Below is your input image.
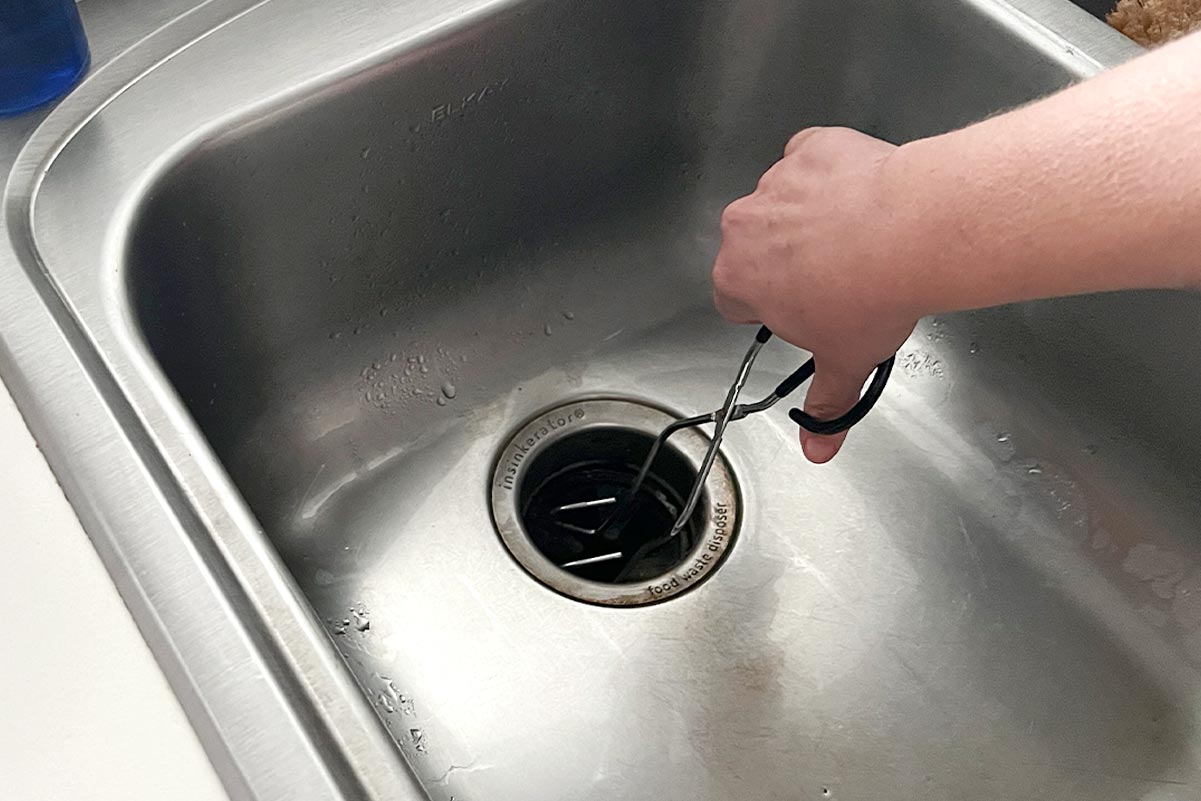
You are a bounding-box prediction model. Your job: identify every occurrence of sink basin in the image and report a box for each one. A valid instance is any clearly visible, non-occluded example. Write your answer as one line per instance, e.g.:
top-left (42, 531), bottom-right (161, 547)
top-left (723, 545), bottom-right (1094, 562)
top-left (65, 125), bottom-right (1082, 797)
top-left (6, 0), bottom-right (1197, 799)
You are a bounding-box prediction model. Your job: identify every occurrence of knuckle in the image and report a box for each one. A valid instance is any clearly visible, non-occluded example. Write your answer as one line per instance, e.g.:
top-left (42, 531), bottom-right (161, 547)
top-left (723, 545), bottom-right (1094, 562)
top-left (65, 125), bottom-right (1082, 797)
top-left (785, 127), bottom-right (822, 154)
top-left (711, 253), bottom-right (735, 294)
top-left (712, 291), bottom-right (737, 322)
top-left (719, 201), bottom-right (745, 233)
top-left (711, 258), bottom-right (751, 323)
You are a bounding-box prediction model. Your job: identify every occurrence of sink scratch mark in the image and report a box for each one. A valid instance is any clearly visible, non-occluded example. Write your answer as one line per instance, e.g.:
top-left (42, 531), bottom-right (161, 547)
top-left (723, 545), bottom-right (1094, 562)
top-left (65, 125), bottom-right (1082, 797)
top-left (601, 328), bottom-right (625, 343)
top-left (765, 436), bottom-right (786, 466)
top-left (788, 551), bottom-right (847, 605)
top-left (589, 621), bottom-right (631, 664)
top-left (881, 642), bottom-right (956, 724)
top-left (958, 515), bottom-right (987, 589)
top-left (1018, 761), bottom-right (1190, 786)
top-left (786, 541), bottom-right (956, 721)
top-left (783, 609), bottom-right (857, 628)
top-left (297, 463), bottom-right (327, 519)
top-left (456, 577), bottom-right (523, 654)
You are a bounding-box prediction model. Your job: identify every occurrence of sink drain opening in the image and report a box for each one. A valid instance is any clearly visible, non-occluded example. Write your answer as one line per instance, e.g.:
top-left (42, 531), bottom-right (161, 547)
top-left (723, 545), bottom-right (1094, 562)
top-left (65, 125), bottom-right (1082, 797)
top-left (491, 399), bottom-right (740, 606)
top-left (519, 427), bottom-right (705, 584)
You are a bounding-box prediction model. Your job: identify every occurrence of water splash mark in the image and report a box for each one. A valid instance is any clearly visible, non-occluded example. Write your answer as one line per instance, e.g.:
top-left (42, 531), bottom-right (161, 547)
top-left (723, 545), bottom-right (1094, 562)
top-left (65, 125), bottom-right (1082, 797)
top-left (1123, 543), bottom-right (1187, 601)
top-left (896, 348), bottom-right (945, 380)
top-left (352, 608), bottom-right (370, 632)
top-left (376, 675), bottom-right (415, 716)
top-left (980, 428), bottom-right (1016, 462)
top-left (427, 761), bottom-right (491, 786)
top-left (359, 346), bottom-right (461, 412)
top-left (330, 605), bottom-right (370, 637)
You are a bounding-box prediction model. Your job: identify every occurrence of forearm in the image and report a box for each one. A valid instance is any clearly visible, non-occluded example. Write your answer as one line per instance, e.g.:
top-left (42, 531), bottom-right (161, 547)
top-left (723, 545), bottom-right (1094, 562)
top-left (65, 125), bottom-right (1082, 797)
top-left (888, 31), bottom-right (1201, 317)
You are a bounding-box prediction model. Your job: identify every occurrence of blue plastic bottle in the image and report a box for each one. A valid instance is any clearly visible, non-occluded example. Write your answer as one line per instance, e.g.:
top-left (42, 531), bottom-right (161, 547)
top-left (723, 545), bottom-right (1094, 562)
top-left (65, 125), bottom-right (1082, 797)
top-left (1, 0), bottom-right (90, 116)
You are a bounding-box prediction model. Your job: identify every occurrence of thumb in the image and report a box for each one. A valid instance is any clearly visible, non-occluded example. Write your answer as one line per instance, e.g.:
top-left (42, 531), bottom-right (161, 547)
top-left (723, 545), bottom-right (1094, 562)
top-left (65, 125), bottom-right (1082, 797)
top-left (798, 362), bottom-right (873, 464)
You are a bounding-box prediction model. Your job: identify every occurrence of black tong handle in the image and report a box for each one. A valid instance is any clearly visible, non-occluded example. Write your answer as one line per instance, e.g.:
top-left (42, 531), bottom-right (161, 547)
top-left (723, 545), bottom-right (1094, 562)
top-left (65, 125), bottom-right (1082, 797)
top-left (755, 326), bottom-right (894, 436)
top-left (788, 357), bottom-right (893, 435)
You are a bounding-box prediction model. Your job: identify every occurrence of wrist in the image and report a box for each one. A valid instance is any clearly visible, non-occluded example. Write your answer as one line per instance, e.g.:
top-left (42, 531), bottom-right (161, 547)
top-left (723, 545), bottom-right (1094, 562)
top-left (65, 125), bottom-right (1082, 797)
top-left (874, 137), bottom-right (964, 320)
top-left (880, 128), bottom-right (1066, 316)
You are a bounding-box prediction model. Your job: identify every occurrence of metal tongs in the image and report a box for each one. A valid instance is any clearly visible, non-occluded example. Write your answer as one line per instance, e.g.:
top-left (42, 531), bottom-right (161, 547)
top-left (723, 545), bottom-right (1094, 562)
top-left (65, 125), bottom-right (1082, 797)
top-left (563, 326), bottom-right (894, 573)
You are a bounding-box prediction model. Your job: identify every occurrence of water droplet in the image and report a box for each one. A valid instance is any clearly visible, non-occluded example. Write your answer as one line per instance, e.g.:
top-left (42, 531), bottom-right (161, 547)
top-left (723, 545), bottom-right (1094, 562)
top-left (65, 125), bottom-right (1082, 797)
top-left (1083, 443), bottom-right (1098, 455)
top-left (544, 323), bottom-right (553, 336)
top-left (354, 614), bottom-right (370, 632)
top-left (378, 693), bottom-right (395, 713)
top-left (409, 728), bottom-right (426, 752)
top-left (1027, 464), bottom-right (1043, 475)
top-left (969, 341), bottom-right (979, 354)
top-left (561, 310), bottom-right (575, 320)
top-left (441, 382), bottom-right (457, 399)
top-left (436, 397), bottom-right (447, 406)
top-left (418, 354), bottom-right (426, 363)
top-left (361, 147), bottom-right (371, 159)
top-left (379, 308), bottom-right (388, 317)
top-left (421, 365), bottom-right (430, 374)
top-left (328, 331), bottom-right (342, 340)
top-left (996, 433), bottom-right (1010, 443)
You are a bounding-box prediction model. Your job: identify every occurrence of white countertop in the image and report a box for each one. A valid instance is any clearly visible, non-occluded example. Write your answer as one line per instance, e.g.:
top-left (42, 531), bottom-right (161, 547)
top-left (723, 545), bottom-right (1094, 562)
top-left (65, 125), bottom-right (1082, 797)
top-left (0, 377), bottom-right (227, 801)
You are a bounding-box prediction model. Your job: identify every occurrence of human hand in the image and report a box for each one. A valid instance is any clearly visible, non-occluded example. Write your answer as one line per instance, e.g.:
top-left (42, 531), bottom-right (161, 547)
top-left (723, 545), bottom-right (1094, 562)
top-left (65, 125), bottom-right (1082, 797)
top-left (712, 127), bottom-right (921, 463)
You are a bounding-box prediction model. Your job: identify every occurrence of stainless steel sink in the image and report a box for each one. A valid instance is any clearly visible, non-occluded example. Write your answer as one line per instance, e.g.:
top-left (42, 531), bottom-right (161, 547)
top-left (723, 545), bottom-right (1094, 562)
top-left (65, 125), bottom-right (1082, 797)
top-left (4, 0), bottom-right (1199, 799)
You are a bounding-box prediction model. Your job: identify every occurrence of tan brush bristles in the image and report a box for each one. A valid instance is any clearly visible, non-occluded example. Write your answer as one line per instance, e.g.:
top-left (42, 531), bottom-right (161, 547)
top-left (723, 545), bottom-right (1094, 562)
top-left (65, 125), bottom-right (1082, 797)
top-left (1109, 0), bottom-right (1201, 46)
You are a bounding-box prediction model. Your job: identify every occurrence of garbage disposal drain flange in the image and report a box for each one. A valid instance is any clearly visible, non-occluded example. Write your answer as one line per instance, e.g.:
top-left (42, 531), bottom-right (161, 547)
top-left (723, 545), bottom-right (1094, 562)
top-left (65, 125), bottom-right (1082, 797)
top-left (490, 399), bottom-right (740, 606)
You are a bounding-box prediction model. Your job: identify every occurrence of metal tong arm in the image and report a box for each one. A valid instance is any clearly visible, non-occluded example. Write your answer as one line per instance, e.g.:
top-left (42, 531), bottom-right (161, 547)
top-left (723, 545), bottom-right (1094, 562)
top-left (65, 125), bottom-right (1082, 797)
top-left (573, 328), bottom-right (895, 566)
top-left (665, 326), bottom-right (771, 537)
top-left (667, 329), bottom-right (893, 535)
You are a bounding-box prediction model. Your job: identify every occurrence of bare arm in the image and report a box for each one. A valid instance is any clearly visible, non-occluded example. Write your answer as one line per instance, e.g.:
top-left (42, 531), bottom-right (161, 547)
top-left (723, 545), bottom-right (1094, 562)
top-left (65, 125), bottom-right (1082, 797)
top-left (713, 31), bottom-right (1201, 463)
